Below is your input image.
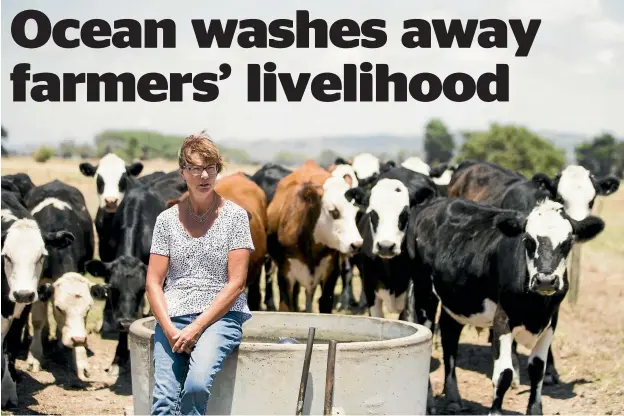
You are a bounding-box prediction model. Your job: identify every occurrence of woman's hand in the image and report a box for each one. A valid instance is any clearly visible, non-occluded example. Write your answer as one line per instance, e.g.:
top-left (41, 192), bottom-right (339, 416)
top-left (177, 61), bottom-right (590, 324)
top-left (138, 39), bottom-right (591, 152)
top-left (172, 322), bottom-right (203, 354)
top-left (163, 324), bottom-right (181, 350)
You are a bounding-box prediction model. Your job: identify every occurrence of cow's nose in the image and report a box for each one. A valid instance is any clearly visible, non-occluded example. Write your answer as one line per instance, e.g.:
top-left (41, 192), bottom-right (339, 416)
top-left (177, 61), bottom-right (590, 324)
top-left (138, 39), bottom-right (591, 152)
top-left (71, 336), bottom-right (87, 345)
top-left (351, 240), bottom-right (363, 251)
top-left (14, 290), bottom-right (35, 303)
top-left (376, 241), bottom-right (396, 252)
top-left (118, 320), bottom-right (133, 331)
top-left (104, 197), bottom-right (118, 207)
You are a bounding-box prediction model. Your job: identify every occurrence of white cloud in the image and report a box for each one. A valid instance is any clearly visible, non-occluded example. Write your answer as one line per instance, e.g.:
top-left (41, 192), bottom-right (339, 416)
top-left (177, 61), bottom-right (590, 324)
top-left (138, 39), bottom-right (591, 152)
top-left (584, 18), bottom-right (624, 42)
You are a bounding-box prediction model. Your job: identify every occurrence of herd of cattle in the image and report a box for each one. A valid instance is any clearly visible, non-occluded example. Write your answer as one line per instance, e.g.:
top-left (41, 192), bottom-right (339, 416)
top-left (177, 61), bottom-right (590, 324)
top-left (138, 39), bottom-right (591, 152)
top-left (1, 150), bottom-right (621, 415)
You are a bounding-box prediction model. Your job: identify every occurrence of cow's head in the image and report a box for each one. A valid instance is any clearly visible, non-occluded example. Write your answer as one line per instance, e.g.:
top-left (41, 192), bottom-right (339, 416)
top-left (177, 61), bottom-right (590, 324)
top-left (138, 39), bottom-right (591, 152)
top-left (312, 177), bottom-right (364, 255)
top-left (554, 165), bottom-right (620, 221)
top-left (401, 157), bottom-right (430, 175)
top-left (330, 164), bottom-right (359, 188)
top-left (278, 177), bottom-right (363, 256)
top-left (38, 273), bottom-right (107, 348)
top-left (364, 179), bottom-right (410, 258)
top-left (1, 219), bottom-right (74, 303)
top-left (84, 256), bottom-right (146, 331)
top-left (79, 153), bottom-right (144, 213)
top-left (495, 199), bottom-right (604, 296)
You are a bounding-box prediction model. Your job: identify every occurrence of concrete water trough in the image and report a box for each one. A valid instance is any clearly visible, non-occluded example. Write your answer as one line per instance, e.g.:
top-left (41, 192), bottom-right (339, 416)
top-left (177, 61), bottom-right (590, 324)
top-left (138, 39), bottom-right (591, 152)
top-left (129, 312), bottom-right (432, 415)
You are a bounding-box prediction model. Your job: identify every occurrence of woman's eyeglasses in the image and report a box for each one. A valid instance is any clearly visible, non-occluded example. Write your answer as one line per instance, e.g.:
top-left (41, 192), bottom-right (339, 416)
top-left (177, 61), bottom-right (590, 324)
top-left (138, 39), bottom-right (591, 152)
top-left (184, 164), bottom-right (218, 177)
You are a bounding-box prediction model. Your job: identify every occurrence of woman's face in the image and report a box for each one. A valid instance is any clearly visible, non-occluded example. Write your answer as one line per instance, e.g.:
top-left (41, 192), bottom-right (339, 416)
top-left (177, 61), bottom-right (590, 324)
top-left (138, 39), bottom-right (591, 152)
top-left (181, 153), bottom-right (219, 195)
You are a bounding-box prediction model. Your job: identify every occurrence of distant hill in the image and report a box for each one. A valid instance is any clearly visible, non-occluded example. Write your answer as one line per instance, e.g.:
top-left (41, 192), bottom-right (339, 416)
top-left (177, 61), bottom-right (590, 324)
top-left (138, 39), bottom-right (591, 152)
top-left (4, 129), bottom-right (619, 165)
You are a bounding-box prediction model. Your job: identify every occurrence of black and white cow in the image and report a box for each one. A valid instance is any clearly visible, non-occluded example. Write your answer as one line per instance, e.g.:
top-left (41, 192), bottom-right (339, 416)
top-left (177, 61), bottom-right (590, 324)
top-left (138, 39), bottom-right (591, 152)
top-left (405, 197), bottom-right (605, 415)
top-left (20, 180), bottom-right (95, 373)
top-left (448, 160), bottom-right (620, 384)
top-left (84, 179), bottom-right (186, 375)
top-left (79, 153), bottom-right (144, 262)
top-left (1, 190), bottom-right (75, 379)
top-left (401, 156), bottom-right (455, 195)
top-left (346, 166), bottom-right (439, 321)
top-left (37, 272), bottom-right (108, 381)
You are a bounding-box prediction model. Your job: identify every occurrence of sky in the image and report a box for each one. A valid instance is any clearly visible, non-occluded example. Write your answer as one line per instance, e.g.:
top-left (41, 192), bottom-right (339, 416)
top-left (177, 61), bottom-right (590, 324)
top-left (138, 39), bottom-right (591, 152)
top-left (1, 0), bottom-right (623, 148)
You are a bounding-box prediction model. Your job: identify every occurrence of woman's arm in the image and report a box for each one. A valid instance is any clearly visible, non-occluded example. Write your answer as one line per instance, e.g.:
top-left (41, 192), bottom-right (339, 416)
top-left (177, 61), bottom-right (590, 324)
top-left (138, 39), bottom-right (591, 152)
top-left (145, 253), bottom-right (178, 345)
top-left (171, 248), bottom-right (250, 353)
top-left (145, 213), bottom-right (179, 349)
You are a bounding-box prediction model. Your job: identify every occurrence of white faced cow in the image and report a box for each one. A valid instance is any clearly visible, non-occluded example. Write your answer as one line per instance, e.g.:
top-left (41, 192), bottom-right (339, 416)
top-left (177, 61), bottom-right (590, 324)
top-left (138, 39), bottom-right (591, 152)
top-left (267, 161), bottom-right (363, 313)
top-left (554, 164), bottom-right (620, 221)
top-left (38, 272), bottom-right (107, 381)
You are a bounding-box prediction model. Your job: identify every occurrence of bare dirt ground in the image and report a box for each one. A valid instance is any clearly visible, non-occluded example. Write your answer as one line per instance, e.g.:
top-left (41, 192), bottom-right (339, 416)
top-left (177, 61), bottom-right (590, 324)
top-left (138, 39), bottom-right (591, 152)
top-left (2, 157), bottom-right (623, 415)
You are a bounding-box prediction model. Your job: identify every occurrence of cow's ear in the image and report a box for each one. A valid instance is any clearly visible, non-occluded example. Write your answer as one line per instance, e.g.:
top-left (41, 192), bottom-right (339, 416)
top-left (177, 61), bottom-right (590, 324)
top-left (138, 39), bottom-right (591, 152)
top-left (126, 162), bottom-right (144, 177)
top-left (90, 284), bottom-right (109, 300)
top-left (410, 186), bottom-right (436, 207)
top-left (531, 173), bottom-right (556, 195)
top-left (85, 260), bottom-right (111, 279)
top-left (429, 163), bottom-right (449, 178)
top-left (595, 176), bottom-right (620, 196)
top-left (38, 283), bottom-right (54, 302)
top-left (79, 163), bottom-right (97, 177)
top-left (495, 212), bottom-right (526, 237)
top-left (44, 231), bottom-right (75, 250)
top-left (571, 215), bottom-right (605, 242)
top-left (345, 187), bottom-right (369, 208)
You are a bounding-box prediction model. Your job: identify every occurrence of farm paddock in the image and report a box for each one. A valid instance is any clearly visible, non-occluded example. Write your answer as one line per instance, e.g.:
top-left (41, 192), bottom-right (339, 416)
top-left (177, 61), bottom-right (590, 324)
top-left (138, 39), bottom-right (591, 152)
top-left (1, 156), bottom-right (623, 415)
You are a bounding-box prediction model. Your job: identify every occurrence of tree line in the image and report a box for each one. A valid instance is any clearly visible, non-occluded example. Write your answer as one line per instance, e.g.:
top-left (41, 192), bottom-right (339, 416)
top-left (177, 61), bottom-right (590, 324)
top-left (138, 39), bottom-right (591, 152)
top-left (1, 123), bottom-right (622, 178)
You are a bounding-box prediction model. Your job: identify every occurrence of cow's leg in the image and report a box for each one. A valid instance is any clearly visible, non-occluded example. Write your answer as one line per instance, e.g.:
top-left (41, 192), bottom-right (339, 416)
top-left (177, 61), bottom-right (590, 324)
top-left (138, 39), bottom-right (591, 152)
top-left (304, 285), bottom-right (315, 313)
top-left (337, 258), bottom-right (353, 311)
top-left (263, 257), bottom-right (276, 311)
top-left (246, 263), bottom-right (263, 311)
top-left (4, 306), bottom-right (30, 382)
top-left (107, 331), bottom-right (129, 376)
top-left (544, 307), bottom-right (560, 385)
top-left (26, 300), bottom-right (48, 372)
top-left (318, 265), bottom-right (340, 314)
top-left (511, 340), bottom-right (521, 388)
top-left (439, 308), bottom-right (464, 412)
top-left (525, 327), bottom-right (554, 415)
top-left (277, 269), bottom-right (294, 312)
top-left (74, 346), bottom-right (90, 381)
top-left (490, 307), bottom-right (514, 415)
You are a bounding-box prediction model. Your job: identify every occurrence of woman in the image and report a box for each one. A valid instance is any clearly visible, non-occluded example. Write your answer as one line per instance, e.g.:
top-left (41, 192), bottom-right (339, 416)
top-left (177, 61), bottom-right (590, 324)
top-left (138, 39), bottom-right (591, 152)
top-left (146, 132), bottom-right (254, 415)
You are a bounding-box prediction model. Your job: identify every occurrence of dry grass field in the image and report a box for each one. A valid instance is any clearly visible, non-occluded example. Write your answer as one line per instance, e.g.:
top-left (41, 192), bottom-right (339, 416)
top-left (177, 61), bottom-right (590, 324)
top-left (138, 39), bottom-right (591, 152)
top-left (2, 156), bottom-right (623, 415)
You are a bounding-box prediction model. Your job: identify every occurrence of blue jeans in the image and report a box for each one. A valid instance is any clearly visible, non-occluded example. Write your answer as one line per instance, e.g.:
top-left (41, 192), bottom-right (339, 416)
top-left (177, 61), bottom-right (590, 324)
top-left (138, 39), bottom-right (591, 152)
top-left (151, 311), bottom-right (245, 415)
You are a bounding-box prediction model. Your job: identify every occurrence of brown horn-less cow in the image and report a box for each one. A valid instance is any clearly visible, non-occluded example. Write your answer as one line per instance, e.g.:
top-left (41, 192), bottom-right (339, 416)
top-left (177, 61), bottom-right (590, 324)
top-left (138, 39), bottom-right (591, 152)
top-left (266, 160), bottom-right (363, 313)
top-left (166, 173), bottom-right (268, 311)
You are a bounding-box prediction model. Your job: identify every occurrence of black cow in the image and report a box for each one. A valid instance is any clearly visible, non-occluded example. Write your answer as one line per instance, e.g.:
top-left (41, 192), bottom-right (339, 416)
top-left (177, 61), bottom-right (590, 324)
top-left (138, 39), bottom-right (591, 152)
top-left (405, 197), bottom-right (605, 415)
top-left (249, 163), bottom-right (292, 311)
top-left (448, 160), bottom-right (620, 385)
top-left (1, 173), bottom-right (35, 206)
top-left (84, 178), bottom-right (186, 375)
top-left (1, 190), bottom-right (75, 378)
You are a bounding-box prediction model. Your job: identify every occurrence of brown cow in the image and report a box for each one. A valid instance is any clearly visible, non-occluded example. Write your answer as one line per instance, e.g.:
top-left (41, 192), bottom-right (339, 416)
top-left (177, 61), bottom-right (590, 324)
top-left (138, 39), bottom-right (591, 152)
top-left (266, 160), bottom-right (363, 313)
top-left (166, 172), bottom-right (268, 311)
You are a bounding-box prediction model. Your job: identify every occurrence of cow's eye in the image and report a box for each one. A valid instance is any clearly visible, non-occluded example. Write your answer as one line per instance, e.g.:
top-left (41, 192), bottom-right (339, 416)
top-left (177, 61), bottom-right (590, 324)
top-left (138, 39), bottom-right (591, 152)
top-left (330, 208), bottom-right (340, 219)
top-left (3, 255), bottom-right (12, 263)
top-left (524, 236), bottom-right (537, 257)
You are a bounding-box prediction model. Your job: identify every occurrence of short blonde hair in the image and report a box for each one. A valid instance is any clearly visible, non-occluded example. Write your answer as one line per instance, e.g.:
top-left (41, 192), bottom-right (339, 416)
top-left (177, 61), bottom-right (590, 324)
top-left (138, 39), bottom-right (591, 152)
top-left (178, 130), bottom-right (225, 173)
